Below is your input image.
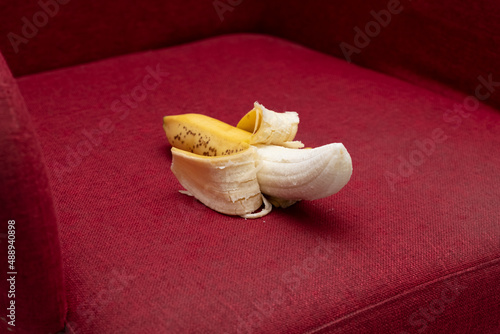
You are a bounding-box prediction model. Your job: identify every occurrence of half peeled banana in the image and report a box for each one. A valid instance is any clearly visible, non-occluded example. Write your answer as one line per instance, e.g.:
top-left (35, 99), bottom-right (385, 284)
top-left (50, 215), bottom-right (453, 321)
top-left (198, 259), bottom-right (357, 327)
top-left (163, 102), bottom-right (352, 218)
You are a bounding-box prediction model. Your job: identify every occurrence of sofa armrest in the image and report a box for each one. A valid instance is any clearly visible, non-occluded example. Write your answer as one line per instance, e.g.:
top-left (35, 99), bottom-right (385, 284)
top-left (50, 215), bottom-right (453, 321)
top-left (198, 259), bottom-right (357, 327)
top-left (264, 0), bottom-right (500, 109)
top-left (0, 51), bottom-right (66, 334)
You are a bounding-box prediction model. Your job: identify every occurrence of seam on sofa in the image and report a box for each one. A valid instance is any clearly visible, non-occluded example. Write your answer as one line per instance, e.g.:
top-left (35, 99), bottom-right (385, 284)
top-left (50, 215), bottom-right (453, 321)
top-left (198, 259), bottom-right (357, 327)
top-left (303, 256), bottom-right (500, 334)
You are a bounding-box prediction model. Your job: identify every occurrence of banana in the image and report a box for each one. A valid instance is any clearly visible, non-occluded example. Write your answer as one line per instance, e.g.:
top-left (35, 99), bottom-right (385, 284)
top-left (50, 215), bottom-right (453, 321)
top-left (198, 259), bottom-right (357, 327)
top-left (237, 102), bottom-right (303, 148)
top-left (170, 147), bottom-right (263, 216)
top-left (163, 114), bottom-right (251, 156)
top-left (163, 102), bottom-right (352, 218)
top-left (254, 143), bottom-right (352, 201)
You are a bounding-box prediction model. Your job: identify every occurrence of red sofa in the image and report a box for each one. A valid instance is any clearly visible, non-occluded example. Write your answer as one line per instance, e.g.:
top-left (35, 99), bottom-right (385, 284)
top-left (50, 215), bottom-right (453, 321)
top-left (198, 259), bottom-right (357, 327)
top-left (1, 1), bottom-right (499, 333)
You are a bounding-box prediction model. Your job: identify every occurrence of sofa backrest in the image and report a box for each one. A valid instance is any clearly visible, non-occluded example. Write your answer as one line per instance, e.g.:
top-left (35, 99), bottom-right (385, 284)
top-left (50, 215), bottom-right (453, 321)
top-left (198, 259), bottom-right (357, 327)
top-left (0, 0), bottom-right (267, 77)
top-left (264, 0), bottom-right (500, 110)
top-left (0, 0), bottom-right (498, 107)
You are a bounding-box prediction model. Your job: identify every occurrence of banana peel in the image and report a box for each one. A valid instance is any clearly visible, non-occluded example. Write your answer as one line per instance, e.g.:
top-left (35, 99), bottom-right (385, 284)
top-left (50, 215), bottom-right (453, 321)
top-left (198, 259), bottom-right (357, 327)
top-left (163, 102), bottom-right (352, 218)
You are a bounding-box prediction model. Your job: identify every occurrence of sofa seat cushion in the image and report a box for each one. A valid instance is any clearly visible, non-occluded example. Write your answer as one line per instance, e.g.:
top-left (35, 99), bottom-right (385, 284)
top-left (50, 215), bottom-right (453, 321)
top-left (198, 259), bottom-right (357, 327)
top-left (17, 34), bottom-right (500, 333)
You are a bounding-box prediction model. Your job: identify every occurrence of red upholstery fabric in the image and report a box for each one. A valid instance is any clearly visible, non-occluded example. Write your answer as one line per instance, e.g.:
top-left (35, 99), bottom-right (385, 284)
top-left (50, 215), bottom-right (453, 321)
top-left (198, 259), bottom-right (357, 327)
top-left (0, 53), bottom-right (66, 333)
top-left (16, 34), bottom-right (500, 333)
top-left (1, 1), bottom-right (499, 110)
top-left (0, 0), bottom-right (267, 77)
top-left (265, 0), bottom-right (500, 110)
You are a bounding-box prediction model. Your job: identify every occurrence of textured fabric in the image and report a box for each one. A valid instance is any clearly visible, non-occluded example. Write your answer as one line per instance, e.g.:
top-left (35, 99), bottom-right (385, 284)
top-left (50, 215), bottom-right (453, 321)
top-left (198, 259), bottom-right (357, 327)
top-left (17, 34), bottom-right (500, 333)
top-left (0, 53), bottom-right (66, 333)
top-left (1, 0), bottom-right (499, 111)
top-left (264, 0), bottom-right (500, 110)
top-left (0, 0), bottom-right (267, 77)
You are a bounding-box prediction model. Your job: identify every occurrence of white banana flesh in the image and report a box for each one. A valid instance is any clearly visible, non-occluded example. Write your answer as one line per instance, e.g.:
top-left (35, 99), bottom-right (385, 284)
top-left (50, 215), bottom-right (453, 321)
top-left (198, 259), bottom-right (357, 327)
top-left (163, 102), bottom-right (352, 218)
top-left (238, 102), bottom-right (303, 148)
top-left (254, 144), bottom-right (352, 201)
